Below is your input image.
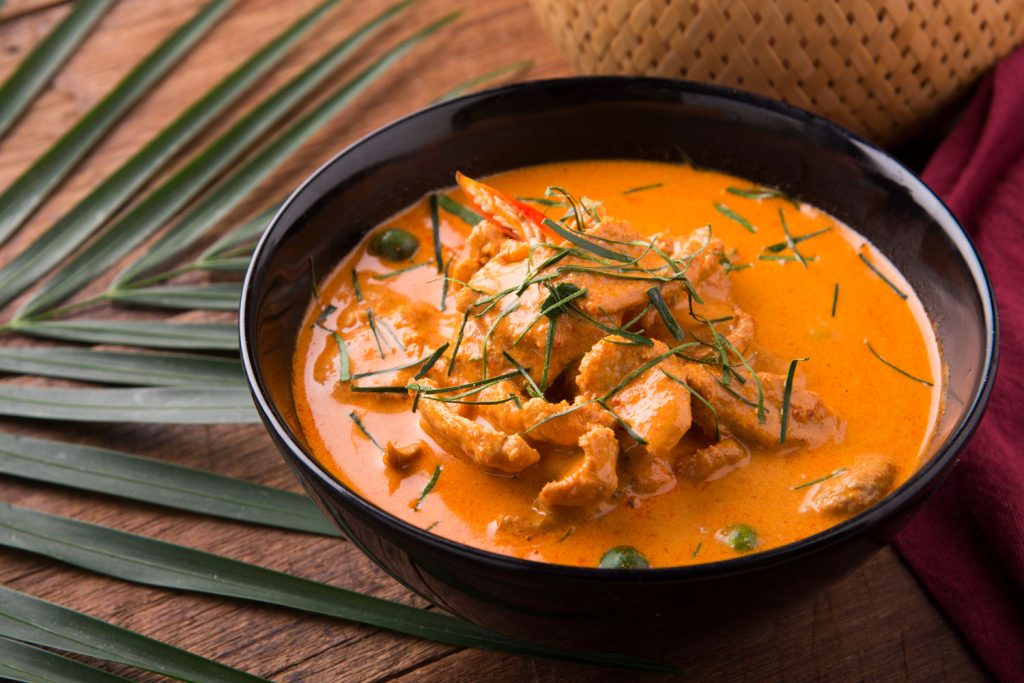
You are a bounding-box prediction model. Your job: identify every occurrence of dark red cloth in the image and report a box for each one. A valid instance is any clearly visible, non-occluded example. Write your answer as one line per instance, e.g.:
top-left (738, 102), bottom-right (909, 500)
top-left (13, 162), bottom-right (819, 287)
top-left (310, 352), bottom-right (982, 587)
top-left (894, 46), bottom-right (1024, 681)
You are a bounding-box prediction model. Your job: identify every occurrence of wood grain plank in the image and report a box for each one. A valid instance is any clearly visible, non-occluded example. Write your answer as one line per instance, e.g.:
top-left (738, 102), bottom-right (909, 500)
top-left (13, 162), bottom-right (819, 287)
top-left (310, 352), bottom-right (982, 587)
top-left (0, 1), bottom-right (988, 681)
top-left (0, 0), bottom-right (72, 26)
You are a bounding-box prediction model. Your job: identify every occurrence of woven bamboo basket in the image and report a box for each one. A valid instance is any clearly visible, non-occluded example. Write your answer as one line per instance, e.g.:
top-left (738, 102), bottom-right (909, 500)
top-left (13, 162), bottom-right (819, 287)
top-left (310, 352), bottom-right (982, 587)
top-left (531, 0), bottom-right (1024, 145)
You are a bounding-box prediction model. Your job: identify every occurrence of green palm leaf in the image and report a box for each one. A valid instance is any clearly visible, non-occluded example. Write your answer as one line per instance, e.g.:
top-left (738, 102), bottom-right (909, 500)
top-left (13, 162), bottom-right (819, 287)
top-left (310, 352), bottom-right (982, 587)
top-left (0, 637), bottom-right (131, 683)
top-left (0, 505), bottom-right (671, 672)
top-left (435, 59), bottom-right (532, 102)
top-left (132, 203), bottom-right (281, 286)
top-left (106, 282), bottom-right (243, 311)
top-left (0, 385), bottom-right (257, 423)
top-left (0, 0), bottom-right (113, 139)
top-left (112, 11), bottom-right (459, 291)
top-left (0, 586), bottom-right (267, 682)
top-left (0, 347), bottom-right (244, 386)
top-left (0, 0), bottom-right (233, 246)
top-left (13, 0), bottom-right (414, 321)
top-left (201, 203), bottom-right (281, 260)
top-left (191, 256), bottom-right (253, 273)
top-left (136, 53), bottom-right (525, 291)
top-left (0, 433), bottom-right (338, 536)
top-left (12, 320), bottom-right (238, 350)
top-left (0, 0), bottom-right (338, 309)
top-left (168, 56), bottom-right (533, 289)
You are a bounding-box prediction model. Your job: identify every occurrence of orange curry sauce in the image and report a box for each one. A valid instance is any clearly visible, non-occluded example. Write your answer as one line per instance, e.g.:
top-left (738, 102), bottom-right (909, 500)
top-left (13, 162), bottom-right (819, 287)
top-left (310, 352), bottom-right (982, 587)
top-left (292, 160), bottom-right (942, 567)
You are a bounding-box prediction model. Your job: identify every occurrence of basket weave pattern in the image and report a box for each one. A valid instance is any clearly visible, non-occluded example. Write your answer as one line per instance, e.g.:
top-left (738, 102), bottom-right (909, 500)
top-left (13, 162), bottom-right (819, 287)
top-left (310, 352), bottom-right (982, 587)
top-left (531, 0), bottom-right (1024, 144)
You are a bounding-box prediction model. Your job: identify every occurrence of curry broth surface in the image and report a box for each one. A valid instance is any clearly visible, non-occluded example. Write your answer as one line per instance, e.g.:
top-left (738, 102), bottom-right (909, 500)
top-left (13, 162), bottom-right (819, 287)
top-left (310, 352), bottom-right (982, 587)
top-left (293, 160), bottom-right (942, 567)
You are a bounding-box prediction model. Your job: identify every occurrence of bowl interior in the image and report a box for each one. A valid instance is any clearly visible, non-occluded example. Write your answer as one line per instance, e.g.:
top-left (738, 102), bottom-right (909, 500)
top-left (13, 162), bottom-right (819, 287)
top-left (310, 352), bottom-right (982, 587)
top-left (243, 77), bottom-right (995, 566)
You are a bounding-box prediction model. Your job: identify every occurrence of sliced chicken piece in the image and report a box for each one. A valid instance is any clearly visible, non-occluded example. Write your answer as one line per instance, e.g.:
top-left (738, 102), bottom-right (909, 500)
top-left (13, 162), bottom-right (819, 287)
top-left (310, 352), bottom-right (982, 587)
top-left (383, 440), bottom-right (433, 470)
top-left (686, 365), bottom-right (843, 449)
top-left (449, 218), bottom-right (510, 290)
top-left (676, 437), bottom-right (749, 481)
top-left (494, 512), bottom-right (562, 537)
top-left (454, 239), bottom-right (532, 312)
top-left (643, 305), bottom-right (755, 358)
top-left (621, 449), bottom-right (677, 496)
top-left (805, 454), bottom-right (897, 514)
top-left (576, 337), bottom-right (692, 456)
top-left (416, 379), bottom-right (539, 474)
top-left (475, 380), bottom-right (614, 447)
top-left (654, 226), bottom-right (730, 301)
top-left (514, 398), bottom-right (615, 446)
top-left (556, 220), bottom-right (655, 316)
top-left (720, 308), bottom-right (755, 356)
top-left (539, 426), bottom-right (619, 507)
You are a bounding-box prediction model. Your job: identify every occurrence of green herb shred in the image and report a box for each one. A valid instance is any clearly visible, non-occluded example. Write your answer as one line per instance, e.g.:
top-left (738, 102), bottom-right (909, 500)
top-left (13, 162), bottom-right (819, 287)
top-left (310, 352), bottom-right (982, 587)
top-left (763, 225), bottom-right (832, 253)
top-left (503, 351), bottom-right (542, 398)
top-left (540, 216), bottom-right (632, 262)
top-left (365, 309), bottom-right (388, 358)
top-left (430, 193), bottom-right (443, 272)
top-left (622, 182), bottom-right (664, 195)
top-left (865, 340), bottom-right (933, 386)
top-left (369, 260), bottom-right (433, 280)
top-left (349, 385), bottom-right (409, 394)
top-left (778, 209), bottom-right (808, 268)
top-left (541, 282), bottom-right (586, 318)
top-left (349, 411), bottom-right (383, 451)
top-left (351, 268), bottom-right (363, 302)
top-left (414, 342), bottom-right (451, 380)
top-left (717, 250), bottom-right (751, 273)
top-left (663, 368), bottom-right (720, 441)
top-left (437, 194), bottom-right (483, 226)
top-left (646, 287), bottom-right (686, 342)
top-left (315, 303), bottom-right (337, 326)
top-left (714, 202), bottom-right (756, 233)
top-left (350, 348), bottom-right (441, 381)
top-left (599, 400), bottom-right (648, 445)
top-left (378, 317), bottom-right (406, 352)
top-left (309, 257), bottom-right (320, 298)
top-left (792, 467), bottom-right (848, 490)
top-left (858, 252), bottom-right (908, 299)
top-left (440, 257), bottom-right (452, 311)
top-left (726, 186), bottom-right (798, 206)
top-left (446, 309), bottom-right (471, 376)
top-left (413, 466), bottom-right (442, 511)
top-left (517, 196), bottom-right (565, 207)
top-left (332, 331), bottom-right (351, 383)
top-left (541, 316), bottom-right (556, 389)
top-left (779, 357), bottom-right (809, 444)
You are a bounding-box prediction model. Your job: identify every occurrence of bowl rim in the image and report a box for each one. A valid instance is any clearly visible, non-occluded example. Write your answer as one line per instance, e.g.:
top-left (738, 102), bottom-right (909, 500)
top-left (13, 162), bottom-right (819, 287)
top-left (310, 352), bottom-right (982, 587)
top-left (240, 75), bottom-right (999, 580)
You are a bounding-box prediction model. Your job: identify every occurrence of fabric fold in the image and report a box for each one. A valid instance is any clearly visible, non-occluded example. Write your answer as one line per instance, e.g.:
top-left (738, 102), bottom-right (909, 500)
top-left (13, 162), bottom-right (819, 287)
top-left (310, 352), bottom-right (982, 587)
top-left (894, 45), bottom-right (1024, 683)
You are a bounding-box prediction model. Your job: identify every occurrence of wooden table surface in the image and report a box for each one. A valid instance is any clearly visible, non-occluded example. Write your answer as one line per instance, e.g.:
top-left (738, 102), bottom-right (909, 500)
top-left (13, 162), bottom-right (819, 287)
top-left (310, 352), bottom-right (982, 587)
top-left (0, 0), bottom-right (989, 680)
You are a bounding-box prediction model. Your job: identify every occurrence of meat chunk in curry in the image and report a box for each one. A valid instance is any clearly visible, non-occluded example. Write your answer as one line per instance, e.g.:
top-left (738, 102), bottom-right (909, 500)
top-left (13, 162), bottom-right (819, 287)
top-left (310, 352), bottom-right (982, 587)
top-left (804, 454), bottom-right (898, 515)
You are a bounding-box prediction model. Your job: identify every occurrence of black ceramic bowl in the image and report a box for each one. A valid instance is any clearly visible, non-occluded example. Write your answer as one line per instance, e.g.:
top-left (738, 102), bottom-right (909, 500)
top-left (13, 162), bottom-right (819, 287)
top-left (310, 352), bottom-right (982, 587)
top-left (240, 77), bottom-right (997, 649)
